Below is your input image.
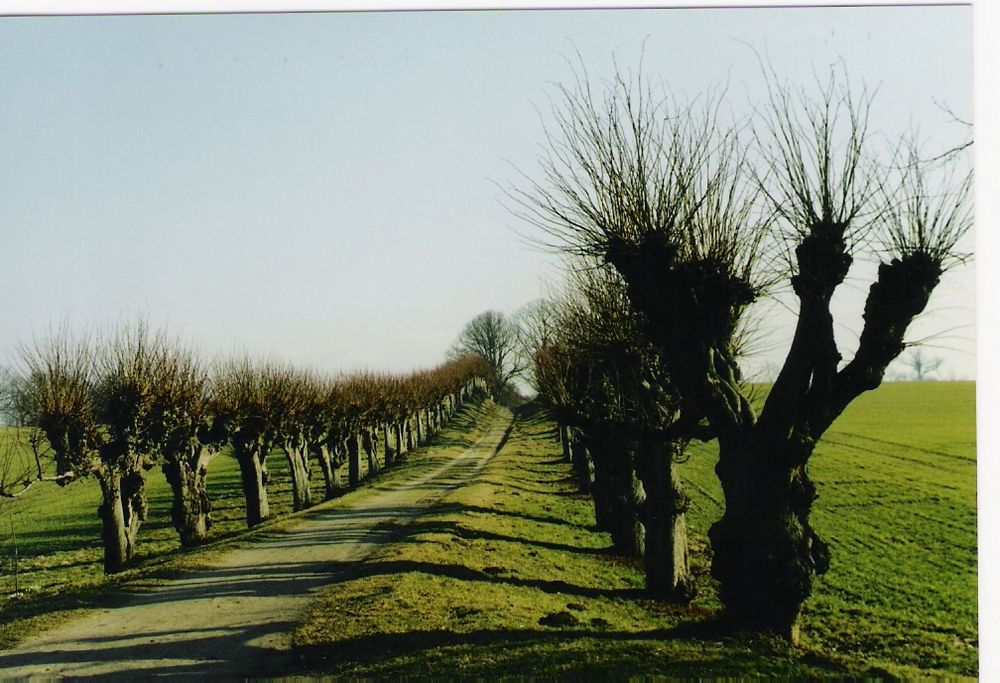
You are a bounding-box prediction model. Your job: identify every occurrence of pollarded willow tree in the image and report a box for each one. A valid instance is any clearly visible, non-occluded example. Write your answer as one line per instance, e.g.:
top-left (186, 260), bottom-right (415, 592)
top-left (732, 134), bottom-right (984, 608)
top-left (534, 263), bottom-right (695, 599)
top-left (14, 324), bottom-right (171, 573)
top-left (511, 64), bottom-right (971, 641)
top-left (148, 343), bottom-right (228, 546)
top-left (214, 357), bottom-right (279, 527)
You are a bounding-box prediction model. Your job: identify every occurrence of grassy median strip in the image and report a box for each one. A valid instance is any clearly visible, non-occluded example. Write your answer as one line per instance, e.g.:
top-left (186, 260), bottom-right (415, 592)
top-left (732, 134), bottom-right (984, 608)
top-left (292, 404), bottom-right (877, 678)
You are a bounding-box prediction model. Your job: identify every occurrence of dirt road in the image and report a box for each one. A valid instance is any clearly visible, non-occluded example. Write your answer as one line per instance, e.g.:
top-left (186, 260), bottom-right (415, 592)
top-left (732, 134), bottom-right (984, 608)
top-left (0, 408), bottom-right (512, 678)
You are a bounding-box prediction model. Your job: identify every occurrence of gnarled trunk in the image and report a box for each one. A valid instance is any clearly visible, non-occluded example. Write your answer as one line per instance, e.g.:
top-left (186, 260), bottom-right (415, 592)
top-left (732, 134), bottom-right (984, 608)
top-left (235, 446), bottom-right (270, 527)
top-left (636, 437), bottom-right (693, 602)
top-left (415, 412), bottom-right (424, 445)
top-left (383, 423), bottom-right (394, 467)
top-left (347, 433), bottom-right (361, 488)
top-left (569, 429), bottom-right (593, 493)
top-left (314, 443), bottom-right (338, 500)
top-left (394, 422), bottom-right (405, 458)
top-left (588, 434), bottom-right (644, 557)
top-left (282, 437), bottom-right (313, 512)
top-left (163, 447), bottom-right (215, 547)
top-left (362, 429), bottom-right (380, 476)
top-left (708, 438), bottom-right (828, 644)
top-left (558, 423), bottom-right (571, 462)
top-left (120, 469), bottom-right (147, 561)
top-left (97, 472), bottom-right (130, 574)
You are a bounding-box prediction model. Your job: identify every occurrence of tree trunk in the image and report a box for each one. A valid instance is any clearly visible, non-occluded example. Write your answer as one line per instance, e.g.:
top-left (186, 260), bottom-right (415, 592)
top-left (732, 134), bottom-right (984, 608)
top-left (559, 423), bottom-right (571, 462)
top-left (708, 438), bottom-right (828, 644)
top-left (587, 437), bottom-right (613, 530)
top-left (405, 417), bottom-right (414, 452)
top-left (314, 443), bottom-right (338, 500)
top-left (394, 422), bottom-right (405, 457)
top-left (120, 469), bottom-right (147, 562)
top-left (347, 433), bottom-right (361, 488)
top-left (362, 429), bottom-right (380, 476)
top-left (282, 438), bottom-right (313, 512)
top-left (97, 472), bottom-right (130, 574)
top-left (236, 447), bottom-right (270, 527)
top-left (569, 430), bottom-right (592, 493)
top-left (636, 437), bottom-right (693, 602)
top-left (162, 448), bottom-right (214, 547)
top-left (383, 423), bottom-right (394, 467)
top-left (415, 412), bottom-right (424, 446)
top-left (590, 435), bottom-right (644, 557)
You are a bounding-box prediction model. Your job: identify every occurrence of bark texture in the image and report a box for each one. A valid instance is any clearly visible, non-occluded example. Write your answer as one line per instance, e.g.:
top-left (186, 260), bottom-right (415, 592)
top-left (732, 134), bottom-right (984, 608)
top-left (235, 448), bottom-right (270, 527)
top-left (162, 448), bottom-right (215, 547)
top-left (636, 437), bottom-right (693, 602)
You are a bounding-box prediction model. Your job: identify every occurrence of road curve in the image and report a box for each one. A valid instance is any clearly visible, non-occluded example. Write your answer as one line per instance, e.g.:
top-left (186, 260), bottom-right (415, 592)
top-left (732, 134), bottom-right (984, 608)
top-left (0, 407), bottom-right (513, 679)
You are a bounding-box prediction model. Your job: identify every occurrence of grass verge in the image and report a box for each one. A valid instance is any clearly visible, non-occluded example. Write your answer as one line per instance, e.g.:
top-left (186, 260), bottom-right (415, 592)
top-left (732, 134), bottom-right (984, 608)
top-left (295, 396), bottom-right (973, 678)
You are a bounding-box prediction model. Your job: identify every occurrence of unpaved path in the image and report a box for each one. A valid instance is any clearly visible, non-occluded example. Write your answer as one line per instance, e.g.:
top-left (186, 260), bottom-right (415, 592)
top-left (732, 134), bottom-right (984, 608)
top-left (0, 408), bottom-right (513, 678)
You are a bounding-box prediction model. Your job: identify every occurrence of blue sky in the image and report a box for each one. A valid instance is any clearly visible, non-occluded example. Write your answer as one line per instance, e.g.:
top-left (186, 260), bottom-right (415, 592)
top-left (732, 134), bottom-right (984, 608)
top-left (0, 6), bottom-right (974, 377)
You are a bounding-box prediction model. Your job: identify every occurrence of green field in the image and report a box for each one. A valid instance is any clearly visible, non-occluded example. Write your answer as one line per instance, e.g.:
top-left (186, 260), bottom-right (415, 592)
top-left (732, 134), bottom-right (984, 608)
top-left (0, 438), bottom-right (301, 598)
top-left (681, 380), bottom-right (977, 675)
top-left (0, 382), bottom-right (978, 677)
top-left (294, 381), bottom-right (976, 678)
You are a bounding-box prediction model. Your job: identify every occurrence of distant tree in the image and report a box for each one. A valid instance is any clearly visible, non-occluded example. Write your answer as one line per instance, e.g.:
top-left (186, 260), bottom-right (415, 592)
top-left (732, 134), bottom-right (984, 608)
top-left (901, 349), bottom-right (944, 381)
top-left (514, 298), bottom-right (560, 392)
top-left (448, 311), bottom-right (525, 398)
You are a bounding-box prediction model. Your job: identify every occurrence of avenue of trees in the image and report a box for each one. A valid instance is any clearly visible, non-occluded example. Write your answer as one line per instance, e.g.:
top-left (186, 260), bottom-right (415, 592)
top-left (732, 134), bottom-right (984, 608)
top-left (515, 66), bottom-right (972, 643)
top-left (1, 323), bottom-right (491, 574)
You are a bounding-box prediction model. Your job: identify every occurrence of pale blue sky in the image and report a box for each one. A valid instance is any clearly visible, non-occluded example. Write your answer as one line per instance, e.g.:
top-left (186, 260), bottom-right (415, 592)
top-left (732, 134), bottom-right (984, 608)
top-left (0, 6), bottom-right (974, 377)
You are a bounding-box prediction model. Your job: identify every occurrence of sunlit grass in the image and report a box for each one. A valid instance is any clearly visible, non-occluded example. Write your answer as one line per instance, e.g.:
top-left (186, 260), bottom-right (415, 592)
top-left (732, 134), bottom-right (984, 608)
top-left (294, 382), bottom-right (975, 678)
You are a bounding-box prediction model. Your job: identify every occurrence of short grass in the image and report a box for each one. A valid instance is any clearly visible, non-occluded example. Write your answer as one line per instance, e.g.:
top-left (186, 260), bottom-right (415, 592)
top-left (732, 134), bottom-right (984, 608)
top-left (293, 381), bottom-right (975, 678)
top-left (0, 400), bottom-right (497, 651)
top-left (683, 380), bottom-right (977, 677)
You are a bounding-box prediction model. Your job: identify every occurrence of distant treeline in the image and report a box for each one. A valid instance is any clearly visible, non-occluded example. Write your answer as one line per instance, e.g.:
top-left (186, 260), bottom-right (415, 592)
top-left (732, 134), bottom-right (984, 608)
top-left (2, 324), bottom-right (491, 574)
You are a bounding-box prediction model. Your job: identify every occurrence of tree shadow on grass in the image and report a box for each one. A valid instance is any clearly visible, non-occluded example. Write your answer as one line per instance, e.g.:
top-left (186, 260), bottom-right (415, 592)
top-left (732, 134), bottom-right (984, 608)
top-left (400, 518), bottom-right (610, 558)
top-left (0, 620), bottom-right (304, 678)
top-left (293, 622), bottom-right (854, 678)
top-left (339, 557), bottom-right (641, 601)
top-left (430, 501), bottom-right (593, 530)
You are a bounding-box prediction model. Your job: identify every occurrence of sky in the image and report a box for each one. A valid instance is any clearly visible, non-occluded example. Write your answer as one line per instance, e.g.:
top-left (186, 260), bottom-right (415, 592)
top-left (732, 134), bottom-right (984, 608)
top-left (0, 5), bottom-right (974, 379)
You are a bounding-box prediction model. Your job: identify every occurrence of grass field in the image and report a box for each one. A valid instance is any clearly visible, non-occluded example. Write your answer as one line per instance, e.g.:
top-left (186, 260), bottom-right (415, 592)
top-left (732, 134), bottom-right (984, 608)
top-left (294, 381), bottom-right (976, 678)
top-left (0, 382), bottom-right (977, 677)
top-left (682, 381), bottom-right (977, 675)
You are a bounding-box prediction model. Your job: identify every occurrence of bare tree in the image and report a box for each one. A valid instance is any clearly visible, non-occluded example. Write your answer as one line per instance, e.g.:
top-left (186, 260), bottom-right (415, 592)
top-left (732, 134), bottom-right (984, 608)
top-left (533, 263), bottom-right (695, 599)
top-left (14, 323), bottom-right (170, 573)
top-left (900, 349), bottom-right (944, 381)
top-left (513, 62), bottom-right (971, 641)
top-left (514, 298), bottom-right (560, 389)
top-left (270, 365), bottom-right (316, 512)
top-left (149, 345), bottom-right (227, 546)
top-left (214, 357), bottom-right (277, 527)
top-left (448, 310), bottom-right (525, 399)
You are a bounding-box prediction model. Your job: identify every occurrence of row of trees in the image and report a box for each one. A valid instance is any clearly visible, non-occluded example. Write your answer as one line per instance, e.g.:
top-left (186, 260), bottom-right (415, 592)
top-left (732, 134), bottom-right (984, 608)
top-left (1, 325), bottom-right (491, 574)
top-left (517, 65), bottom-right (971, 642)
